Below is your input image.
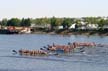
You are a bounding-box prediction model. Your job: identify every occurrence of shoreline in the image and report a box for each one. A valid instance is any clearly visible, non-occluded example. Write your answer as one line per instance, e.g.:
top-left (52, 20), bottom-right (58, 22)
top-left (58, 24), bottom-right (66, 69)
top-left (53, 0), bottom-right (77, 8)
top-left (0, 29), bottom-right (107, 36)
top-left (31, 30), bottom-right (108, 36)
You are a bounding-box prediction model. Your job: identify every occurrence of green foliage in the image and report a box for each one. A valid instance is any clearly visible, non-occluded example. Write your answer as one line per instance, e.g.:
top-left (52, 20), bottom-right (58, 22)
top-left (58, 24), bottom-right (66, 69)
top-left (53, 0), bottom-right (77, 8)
top-left (1, 17), bottom-right (108, 29)
top-left (50, 17), bottom-right (57, 29)
top-left (62, 18), bottom-right (72, 29)
top-left (20, 18), bottom-right (31, 27)
top-left (7, 18), bottom-right (20, 26)
top-left (98, 19), bottom-right (105, 27)
top-left (32, 17), bottom-right (50, 25)
top-left (75, 19), bottom-right (81, 25)
top-left (1, 18), bottom-right (8, 26)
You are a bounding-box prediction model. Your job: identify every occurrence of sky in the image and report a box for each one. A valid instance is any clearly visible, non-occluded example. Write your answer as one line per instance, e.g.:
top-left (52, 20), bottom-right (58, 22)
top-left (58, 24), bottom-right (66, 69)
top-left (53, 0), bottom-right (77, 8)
top-left (0, 0), bottom-right (108, 19)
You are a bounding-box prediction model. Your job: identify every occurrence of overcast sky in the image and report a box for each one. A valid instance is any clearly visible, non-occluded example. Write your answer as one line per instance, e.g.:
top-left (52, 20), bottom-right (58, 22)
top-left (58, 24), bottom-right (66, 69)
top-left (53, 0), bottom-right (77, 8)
top-left (0, 0), bottom-right (108, 19)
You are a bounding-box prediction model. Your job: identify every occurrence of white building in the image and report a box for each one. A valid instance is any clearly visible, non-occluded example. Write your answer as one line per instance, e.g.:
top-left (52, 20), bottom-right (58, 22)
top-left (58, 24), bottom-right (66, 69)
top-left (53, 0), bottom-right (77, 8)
top-left (69, 23), bottom-right (76, 29)
top-left (87, 24), bottom-right (98, 29)
top-left (103, 24), bottom-right (108, 29)
top-left (58, 26), bottom-right (63, 29)
top-left (81, 21), bottom-right (86, 25)
top-left (31, 23), bottom-right (51, 29)
top-left (78, 21), bottom-right (86, 30)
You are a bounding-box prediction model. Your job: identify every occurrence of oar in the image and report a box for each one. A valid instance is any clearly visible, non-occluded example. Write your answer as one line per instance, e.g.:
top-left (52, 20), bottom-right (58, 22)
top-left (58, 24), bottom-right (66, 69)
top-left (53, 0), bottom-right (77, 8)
top-left (12, 50), bottom-right (17, 55)
top-left (96, 43), bottom-right (108, 47)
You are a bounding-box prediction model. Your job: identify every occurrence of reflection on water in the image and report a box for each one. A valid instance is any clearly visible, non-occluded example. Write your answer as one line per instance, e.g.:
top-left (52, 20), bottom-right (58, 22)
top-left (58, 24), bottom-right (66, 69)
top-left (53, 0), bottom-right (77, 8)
top-left (0, 34), bottom-right (108, 71)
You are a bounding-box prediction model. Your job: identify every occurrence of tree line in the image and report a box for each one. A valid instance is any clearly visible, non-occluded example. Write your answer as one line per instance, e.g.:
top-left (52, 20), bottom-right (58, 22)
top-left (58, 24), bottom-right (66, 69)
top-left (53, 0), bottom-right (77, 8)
top-left (0, 18), bottom-right (31, 27)
top-left (0, 17), bottom-right (108, 29)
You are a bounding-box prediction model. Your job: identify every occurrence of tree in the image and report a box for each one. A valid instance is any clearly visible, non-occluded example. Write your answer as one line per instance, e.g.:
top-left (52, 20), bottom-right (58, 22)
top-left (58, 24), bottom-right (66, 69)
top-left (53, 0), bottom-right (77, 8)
top-left (1, 18), bottom-right (8, 26)
top-left (98, 19), bottom-right (105, 27)
top-left (7, 18), bottom-right (21, 26)
top-left (62, 18), bottom-right (72, 29)
top-left (20, 18), bottom-right (31, 27)
top-left (50, 17), bottom-right (57, 30)
top-left (42, 17), bottom-right (50, 25)
top-left (55, 18), bottom-right (63, 26)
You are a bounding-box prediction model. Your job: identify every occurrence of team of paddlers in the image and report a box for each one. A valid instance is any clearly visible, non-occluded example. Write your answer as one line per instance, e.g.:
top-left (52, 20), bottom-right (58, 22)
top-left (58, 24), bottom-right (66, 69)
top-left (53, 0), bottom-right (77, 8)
top-left (12, 42), bottom-right (108, 56)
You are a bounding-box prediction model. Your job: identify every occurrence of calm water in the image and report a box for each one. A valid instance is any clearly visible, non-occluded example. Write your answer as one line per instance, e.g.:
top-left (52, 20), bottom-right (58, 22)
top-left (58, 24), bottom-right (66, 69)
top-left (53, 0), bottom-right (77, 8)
top-left (0, 34), bottom-right (108, 71)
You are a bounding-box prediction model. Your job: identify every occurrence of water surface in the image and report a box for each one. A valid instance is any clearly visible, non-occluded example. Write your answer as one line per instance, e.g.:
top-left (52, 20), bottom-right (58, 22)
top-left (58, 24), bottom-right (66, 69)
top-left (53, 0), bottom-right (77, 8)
top-left (0, 34), bottom-right (108, 71)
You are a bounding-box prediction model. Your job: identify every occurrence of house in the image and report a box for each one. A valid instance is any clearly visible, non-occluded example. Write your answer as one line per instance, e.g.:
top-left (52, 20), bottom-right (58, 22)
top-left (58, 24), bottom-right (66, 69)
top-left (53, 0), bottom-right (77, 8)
top-left (20, 27), bottom-right (31, 34)
top-left (58, 26), bottom-right (63, 29)
top-left (78, 21), bottom-right (87, 30)
top-left (81, 21), bottom-right (86, 25)
top-left (87, 24), bottom-right (98, 29)
top-left (103, 24), bottom-right (108, 29)
top-left (69, 23), bottom-right (76, 29)
top-left (8, 26), bottom-right (31, 34)
top-left (31, 23), bottom-right (51, 29)
top-left (30, 23), bottom-right (36, 28)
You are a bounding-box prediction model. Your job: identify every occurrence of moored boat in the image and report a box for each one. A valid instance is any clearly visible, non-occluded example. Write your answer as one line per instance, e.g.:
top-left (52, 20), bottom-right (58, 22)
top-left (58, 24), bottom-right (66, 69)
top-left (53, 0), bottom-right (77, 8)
top-left (0, 29), bottom-right (18, 34)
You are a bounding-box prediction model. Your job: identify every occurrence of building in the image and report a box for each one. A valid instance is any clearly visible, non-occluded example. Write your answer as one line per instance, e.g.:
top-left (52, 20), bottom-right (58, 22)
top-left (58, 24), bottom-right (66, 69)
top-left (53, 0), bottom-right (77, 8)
top-left (103, 24), bottom-right (108, 29)
top-left (87, 24), bottom-right (98, 29)
top-left (69, 23), bottom-right (76, 29)
top-left (78, 21), bottom-right (87, 30)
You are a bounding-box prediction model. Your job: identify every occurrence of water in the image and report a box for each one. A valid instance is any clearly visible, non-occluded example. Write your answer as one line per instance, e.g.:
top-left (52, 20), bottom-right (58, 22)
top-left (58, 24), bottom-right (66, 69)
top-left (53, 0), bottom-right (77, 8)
top-left (0, 34), bottom-right (108, 71)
